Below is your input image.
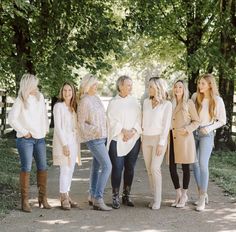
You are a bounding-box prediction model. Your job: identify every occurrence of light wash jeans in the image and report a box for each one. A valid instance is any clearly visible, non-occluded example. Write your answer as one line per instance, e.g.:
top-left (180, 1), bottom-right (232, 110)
top-left (16, 137), bottom-right (47, 172)
top-left (86, 138), bottom-right (112, 200)
top-left (193, 129), bottom-right (214, 192)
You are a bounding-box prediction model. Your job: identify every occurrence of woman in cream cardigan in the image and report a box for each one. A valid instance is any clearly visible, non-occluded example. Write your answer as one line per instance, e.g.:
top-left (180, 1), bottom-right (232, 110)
top-left (107, 75), bottom-right (142, 209)
top-left (168, 80), bottom-right (200, 208)
top-left (142, 77), bottom-right (172, 210)
top-left (53, 82), bottom-right (81, 210)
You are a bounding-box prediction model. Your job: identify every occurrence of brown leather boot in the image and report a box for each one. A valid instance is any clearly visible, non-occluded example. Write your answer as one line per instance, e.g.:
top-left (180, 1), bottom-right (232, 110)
top-left (37, 170), bottom-right (52, 209)
top-left (20, 172), bottom-right (31, 212)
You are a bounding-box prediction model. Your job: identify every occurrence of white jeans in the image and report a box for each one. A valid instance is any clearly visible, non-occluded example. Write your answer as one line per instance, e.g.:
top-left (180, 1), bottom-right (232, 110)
top-left (142, 135), bottom-right (166, 208)
top-left (59, 135), bottom-right (78, 193)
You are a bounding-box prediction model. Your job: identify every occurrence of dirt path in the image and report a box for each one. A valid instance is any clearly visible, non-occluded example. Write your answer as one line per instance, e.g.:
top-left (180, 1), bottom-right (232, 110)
top-left (1, 149), bottom-right (236, 232)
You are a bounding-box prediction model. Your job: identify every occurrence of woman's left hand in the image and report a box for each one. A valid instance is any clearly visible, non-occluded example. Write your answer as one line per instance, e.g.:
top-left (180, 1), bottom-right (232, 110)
top-left (156, 145), bottom-right (164, 156)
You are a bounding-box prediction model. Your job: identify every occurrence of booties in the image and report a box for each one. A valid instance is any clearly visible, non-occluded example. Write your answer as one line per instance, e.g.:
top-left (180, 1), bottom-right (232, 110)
top-left (171, 188), bottom-right (182, 207)
top-left (176, 189), bottom-right (188, 208)
top-left (122, 185), bottom-right (134, 207)
top-left (112, 188), bottom-right (120, 209)
top-left (196, 192), bottom-right (208, 211)
top-left (60, 193), bottom-right (71, 210)
top-left (93, 198), bottom-right (112, 211)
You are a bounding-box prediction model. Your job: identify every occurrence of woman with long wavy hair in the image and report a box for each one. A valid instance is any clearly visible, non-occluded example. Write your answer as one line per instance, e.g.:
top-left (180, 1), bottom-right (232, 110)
top-left (192, 74), bottom-right (226, 211)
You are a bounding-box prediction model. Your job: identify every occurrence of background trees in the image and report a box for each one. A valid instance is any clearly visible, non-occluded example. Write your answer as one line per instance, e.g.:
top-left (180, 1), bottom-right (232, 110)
top-left (0, 0), bottom-right (235, 149)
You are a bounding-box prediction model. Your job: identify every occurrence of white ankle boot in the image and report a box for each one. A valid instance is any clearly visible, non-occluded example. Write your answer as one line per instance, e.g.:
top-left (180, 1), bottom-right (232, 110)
top-left (196, 193), bottom-right (207, 211)
top-left (171, 188), bottom-right (182, 207)
top-left (176, 189), bottom-right (188, 208)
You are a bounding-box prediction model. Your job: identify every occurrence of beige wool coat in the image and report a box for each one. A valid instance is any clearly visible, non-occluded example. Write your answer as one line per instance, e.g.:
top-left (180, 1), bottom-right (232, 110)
top-left (166, 99), bottom-right (200, 164)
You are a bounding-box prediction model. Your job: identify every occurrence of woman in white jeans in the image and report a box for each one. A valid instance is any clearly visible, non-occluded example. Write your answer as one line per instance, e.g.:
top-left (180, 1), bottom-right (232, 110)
top-left (53, 82), bottom-right (81, 210)
top-left (192, 74), bottom-right (226, 211)
top-left (142, 77), bottom-right (172, 210)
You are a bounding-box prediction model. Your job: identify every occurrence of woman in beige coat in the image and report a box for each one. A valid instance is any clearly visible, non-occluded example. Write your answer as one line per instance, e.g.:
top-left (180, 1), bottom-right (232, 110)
top-left (169, 80), bottom-right (200, 208)
top-left (53, 82), bottom-right (81, 210)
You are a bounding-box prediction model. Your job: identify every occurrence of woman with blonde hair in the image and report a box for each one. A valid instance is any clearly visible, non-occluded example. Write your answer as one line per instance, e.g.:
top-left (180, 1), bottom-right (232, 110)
top-left (169, 80), bottom-right (200, 208)
top-left (52, 82), bottom-right (81, 210)
top-left (8, 74), bottom-right (51, 212)
top-left (77, 74), bottom-right (112, 211)
top-left (192, 74), bottom-right (226, 211)
top-left (142, 77), bottom-right (172, 210)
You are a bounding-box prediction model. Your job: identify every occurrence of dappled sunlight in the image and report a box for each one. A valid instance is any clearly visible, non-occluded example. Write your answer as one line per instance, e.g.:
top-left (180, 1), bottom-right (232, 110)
top-left (37, 219), bottom-right (74, 225)
top-left (72, 177), bottom-right (89, 182)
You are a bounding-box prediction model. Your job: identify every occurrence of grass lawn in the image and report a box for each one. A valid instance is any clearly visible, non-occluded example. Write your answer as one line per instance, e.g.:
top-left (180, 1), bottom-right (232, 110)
top-left (210, 150), bottom-right (236, 197)
top-left (0, 131), bottom-right (53, 218)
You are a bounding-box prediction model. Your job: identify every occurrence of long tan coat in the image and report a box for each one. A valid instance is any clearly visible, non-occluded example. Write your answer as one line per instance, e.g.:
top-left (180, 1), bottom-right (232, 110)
top-left (167, 99), bottom-right (200, 164)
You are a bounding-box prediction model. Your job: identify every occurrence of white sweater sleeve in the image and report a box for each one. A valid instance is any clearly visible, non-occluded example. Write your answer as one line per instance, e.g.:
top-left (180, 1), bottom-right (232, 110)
top-left (53, 104), bottom-right (68, 146)
top-left (107, 100), bottom-right (123, 139)
top-left (8, 98), bottom-right (28, 136)
top-left (159, 101), bottom-right (172, 146)
top-left (132, 100), bottom-right (142, 134)
top-left (205, 97), bottom-right (226, 133)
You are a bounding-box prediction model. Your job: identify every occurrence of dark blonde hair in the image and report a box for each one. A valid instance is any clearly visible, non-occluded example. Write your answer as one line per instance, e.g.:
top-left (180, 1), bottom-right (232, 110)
top-left (149, 77), bottom-right (168, 103)
top-left (58, 82), bottom-right (77, 112)
top-left (196, 74), bottom-right (219, 120)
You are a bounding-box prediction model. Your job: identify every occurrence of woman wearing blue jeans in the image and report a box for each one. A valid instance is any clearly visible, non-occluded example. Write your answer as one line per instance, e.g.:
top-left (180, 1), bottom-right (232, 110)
top-left (77, 74), bottom-right (112, 211)
top-left (192, 74), bottom-right (226, 211)
top-left (8, 74), bottom-right (51, 212)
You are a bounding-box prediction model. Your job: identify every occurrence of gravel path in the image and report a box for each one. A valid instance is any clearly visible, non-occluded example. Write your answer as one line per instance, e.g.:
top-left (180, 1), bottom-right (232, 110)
top-left (1, 149), bottom-right (236, 232)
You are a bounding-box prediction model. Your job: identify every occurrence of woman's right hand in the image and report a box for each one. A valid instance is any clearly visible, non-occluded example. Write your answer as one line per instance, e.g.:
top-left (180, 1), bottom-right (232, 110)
top-left (24, 132), bottom-right (32, 139)
top-left (63, 145), bottom-right (70, 157)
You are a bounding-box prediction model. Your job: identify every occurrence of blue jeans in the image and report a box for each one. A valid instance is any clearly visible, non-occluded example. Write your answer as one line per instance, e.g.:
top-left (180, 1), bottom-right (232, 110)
top-left (16, 137), bottom-right (47, 172)
top-left (193, 129), bottom-right (214, 192)
top-left (86, 138), bottom-right (112, 200)
top-left (109, 138), bottom-right (141, 189)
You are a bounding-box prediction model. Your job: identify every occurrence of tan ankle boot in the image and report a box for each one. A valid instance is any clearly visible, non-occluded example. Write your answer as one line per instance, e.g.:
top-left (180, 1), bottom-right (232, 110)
top-left (60, 193), bottom-right (71, 210)
top-left (196, 192), bottom-right (207, 211)
top-left (176, 189), bottom-right (188, 208)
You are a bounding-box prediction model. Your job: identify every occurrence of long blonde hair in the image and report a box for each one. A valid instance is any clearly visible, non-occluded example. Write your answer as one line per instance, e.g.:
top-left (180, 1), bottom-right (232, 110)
top-left (196, 73), bottom-right (219, 120)
top-left (18, 74), bottom-right (40, 108)
top-left (172, 80), bottom-right (190, 119)
top-left (149, 77), bottom-right (168, 104)
top-left (78, 74), bottom-right (97, 100)
top-left (57, 82), bottom-right (77, 112)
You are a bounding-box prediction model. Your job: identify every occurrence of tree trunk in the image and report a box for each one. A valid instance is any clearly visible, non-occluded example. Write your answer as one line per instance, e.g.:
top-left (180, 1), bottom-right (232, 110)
top-left (215, 0), bottom-right (236, 150)
top-left (12, 3), bottom-right (35, 95)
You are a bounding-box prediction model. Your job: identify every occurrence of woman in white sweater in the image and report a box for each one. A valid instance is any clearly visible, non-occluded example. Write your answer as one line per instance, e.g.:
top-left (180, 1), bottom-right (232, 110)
top-left (8, 74), bottom-right (51, 212)
top-left (142, 77), bottom-right (172, 210)
top-left (53, 82), bottom-right (81, 210)
top-left (107, 75), bottom-right (142, 209)
top-left (192, 74), bottom-right (226, 211)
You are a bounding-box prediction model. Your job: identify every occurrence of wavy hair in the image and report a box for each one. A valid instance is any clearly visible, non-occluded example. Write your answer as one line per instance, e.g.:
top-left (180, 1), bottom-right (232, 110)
top-left (18, 74), bottom-right (40, 108)
top-left (58, 82), bottom-right (77, 112)
top-left (149, 77), bottom-right (168, 104)
top-left (78, 74), bottom-right (97, 100)
top-left (196, 73), bottom-right (219, 120)
top-left (172, 80), bottom-right (190, 120)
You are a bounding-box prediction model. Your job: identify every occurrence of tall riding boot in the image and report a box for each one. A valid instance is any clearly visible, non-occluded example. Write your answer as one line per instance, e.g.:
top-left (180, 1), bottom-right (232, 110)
top-left (37, 170), bottom-right (52, 209)
top-left (112, 188), bottom-right (120, 209)
top-left (20, 172), bottom-right (31, 212)
top-left (122, 185), bottom-right (134, 207)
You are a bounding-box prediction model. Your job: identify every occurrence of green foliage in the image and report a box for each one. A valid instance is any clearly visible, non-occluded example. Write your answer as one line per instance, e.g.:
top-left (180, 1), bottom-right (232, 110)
top-left (210, 151), bottom-right (236, 197)
top-left (0, 0), bottom-right (128, 96)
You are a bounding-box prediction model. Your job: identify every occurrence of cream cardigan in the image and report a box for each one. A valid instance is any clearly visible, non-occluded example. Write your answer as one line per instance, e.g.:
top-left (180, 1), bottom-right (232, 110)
top-left (52, 102), bottom-right (81, 166)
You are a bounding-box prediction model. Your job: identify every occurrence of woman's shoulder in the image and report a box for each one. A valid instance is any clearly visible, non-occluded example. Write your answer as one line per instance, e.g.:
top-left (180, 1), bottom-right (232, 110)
top-left (191, 92), bottom-right (197, 102)
top-left (53, 101), bottom-right (64, 111)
